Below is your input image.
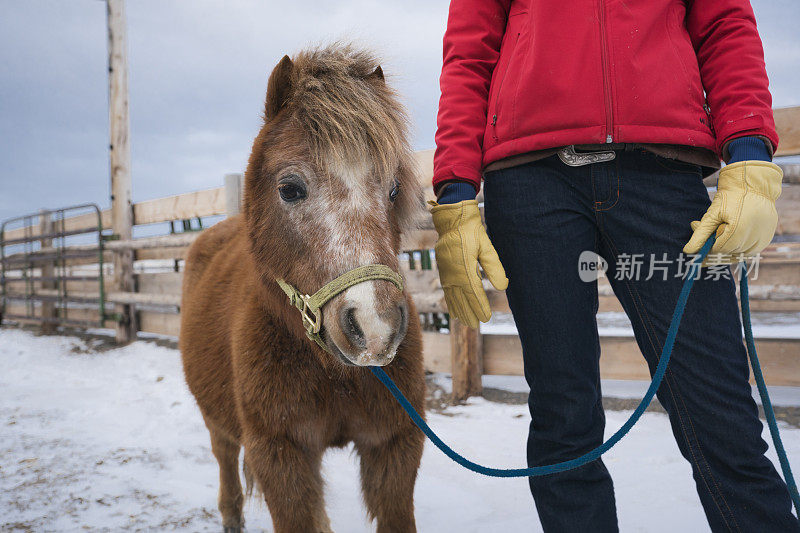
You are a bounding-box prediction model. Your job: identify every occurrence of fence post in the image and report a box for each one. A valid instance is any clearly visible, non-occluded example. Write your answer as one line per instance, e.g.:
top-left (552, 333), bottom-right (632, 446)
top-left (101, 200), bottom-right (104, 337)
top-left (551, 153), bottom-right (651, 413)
top-left (38, 210), bottom-right (56, 334)
top-left (450, 320), bottom-right (483, 403)
top-left (107, 0), bottom-right (136, 343)
top-left (225, 173), bottom-right (243, 217)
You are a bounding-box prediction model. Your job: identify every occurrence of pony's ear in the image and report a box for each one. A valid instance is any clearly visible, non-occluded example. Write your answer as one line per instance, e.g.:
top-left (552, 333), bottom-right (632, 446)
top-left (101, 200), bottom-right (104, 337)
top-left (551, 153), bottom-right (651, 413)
top-left (367, 65), bottom-right (384, 83)
top-left (265, 55), bottom-right (294, 121)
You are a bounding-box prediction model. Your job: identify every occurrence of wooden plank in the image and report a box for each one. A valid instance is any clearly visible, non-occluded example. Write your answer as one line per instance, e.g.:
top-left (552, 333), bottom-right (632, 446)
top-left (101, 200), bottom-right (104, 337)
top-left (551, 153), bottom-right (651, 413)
top-left (133, 187), bottom-right (226, 226)
top-left (108, 291), bottom-right (180, 306)
top-left (413, 149), bottom-right (434, 185)
top-left (481, 334), bottom-right (800, 386)
top-left (2, 302), bottom-right (116, 328)
top-left (225, 173), bottom-right (242, 216)
top-left (3, 209), bottom-right (111, 245)
top-left (403, 269), bottom-right (440, 293)
top-left (450, 320), bottom-right (483, 402)
top-left (27, 288), bottom-right (180, 307)
top-left (413, 149), bottom-right (436, 204)
top-left (421, 330), bottom-right (452, 373)
top-left (138, 311), bottom-right (181, 337)
top-left (776, 184), bottom-right (800, 236)
top-left (778, 164), bottom-right (800, 185)
top-left (136, 247), bottom-right (188, 261)
top-left (404, 268), bottom-right (447, 312)
top-left (136, 272), bottom-right (183, 295)
top-left (106, 232), bottom-right (199, 250)
top-left (481, 335), bottom-right (525, 375)
top-left (401, 229), bottom-right (438, 252)
top-left (3, 304), bottom-right (176, 336)
top-left (774, 106), bottom-right (800, 157)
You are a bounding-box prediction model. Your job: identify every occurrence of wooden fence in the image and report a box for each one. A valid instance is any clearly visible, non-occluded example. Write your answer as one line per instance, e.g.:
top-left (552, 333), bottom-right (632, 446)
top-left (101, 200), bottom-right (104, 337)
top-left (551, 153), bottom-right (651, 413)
top-left (3, 108), bottom-right (800, 401)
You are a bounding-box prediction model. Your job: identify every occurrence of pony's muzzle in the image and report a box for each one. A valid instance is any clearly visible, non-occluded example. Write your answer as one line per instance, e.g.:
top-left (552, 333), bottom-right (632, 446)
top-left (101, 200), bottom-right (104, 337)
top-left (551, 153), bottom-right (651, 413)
top-left (330, 288), bottom-right (408, 367)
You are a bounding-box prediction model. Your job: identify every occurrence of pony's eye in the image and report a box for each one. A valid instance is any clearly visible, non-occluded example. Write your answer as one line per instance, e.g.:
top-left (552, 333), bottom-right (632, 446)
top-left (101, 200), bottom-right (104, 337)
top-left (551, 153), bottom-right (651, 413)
top-left (278, 182), bottom-right (306, 203)
top-left (389, 181), bottom-right (400, 202)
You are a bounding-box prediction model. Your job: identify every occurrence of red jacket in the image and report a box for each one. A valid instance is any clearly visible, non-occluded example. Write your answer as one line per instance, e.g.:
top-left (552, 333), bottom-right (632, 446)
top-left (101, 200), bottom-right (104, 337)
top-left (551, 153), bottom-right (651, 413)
top-left (433, 0), bottom-right (778, 191)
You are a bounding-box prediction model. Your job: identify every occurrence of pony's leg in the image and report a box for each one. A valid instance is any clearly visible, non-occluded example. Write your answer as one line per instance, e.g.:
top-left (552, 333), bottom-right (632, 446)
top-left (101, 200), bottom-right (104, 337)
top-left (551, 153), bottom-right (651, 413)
top-left (356, 431), bottom-right (424, 533)
top-left (247, 437), bottom-right (330, 533)
top-left (209, 428), bottom-right (244, 532)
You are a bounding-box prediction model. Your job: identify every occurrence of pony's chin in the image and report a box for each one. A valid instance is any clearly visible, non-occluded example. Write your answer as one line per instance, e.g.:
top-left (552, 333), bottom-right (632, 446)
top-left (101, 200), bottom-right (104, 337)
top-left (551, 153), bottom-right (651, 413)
top-left (350, 350), bottom-right (396, 367)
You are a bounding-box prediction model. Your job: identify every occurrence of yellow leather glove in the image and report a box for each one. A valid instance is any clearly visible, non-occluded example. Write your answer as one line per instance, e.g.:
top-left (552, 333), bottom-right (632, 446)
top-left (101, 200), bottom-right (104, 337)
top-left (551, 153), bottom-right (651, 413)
top-left (430, 200), bottom-right (508, 328)
top-left (683, 161), bottom-right (783, 264)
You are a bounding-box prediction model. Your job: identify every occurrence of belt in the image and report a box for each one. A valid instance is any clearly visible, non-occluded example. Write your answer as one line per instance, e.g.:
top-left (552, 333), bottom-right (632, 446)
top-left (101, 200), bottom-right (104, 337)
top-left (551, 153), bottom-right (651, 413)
top-left (557, 143), bottom-right (646, 167)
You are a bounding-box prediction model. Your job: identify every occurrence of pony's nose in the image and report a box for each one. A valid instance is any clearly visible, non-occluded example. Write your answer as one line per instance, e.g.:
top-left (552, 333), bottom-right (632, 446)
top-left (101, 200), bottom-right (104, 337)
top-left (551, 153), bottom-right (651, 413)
top-left (338, 300), bottom-right (408, 364)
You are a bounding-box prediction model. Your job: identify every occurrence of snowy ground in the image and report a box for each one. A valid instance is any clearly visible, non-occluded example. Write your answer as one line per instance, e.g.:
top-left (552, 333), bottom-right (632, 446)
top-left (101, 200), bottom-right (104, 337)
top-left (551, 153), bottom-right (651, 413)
top-left (1, 328), bottom-right (799, 532)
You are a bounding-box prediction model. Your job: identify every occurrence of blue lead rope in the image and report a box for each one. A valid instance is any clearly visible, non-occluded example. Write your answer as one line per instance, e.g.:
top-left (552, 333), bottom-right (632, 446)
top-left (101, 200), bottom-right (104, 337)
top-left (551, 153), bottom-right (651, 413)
top-left (741, 264), bottom-right (800, 515)
top-left (371, 235), bottom-right (800, 519)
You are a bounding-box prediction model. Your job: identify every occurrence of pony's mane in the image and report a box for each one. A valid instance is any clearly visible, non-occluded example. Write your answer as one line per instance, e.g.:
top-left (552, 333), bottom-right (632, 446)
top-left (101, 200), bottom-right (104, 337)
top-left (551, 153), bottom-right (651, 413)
top-left (288, 44), bottom-right (411, 181)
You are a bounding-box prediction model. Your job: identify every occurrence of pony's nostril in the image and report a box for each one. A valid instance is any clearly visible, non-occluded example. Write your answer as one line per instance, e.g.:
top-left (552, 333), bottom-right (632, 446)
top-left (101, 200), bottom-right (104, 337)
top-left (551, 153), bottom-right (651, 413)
top-left (384, 300), bottom-right (408, 350)
top-left (341, 307), bottom-right (365, 348)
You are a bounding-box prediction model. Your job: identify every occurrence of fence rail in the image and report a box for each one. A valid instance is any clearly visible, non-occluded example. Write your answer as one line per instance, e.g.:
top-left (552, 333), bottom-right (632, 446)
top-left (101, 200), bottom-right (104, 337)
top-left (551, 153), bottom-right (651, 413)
top-left (4, 115), bottom-right (800, 400)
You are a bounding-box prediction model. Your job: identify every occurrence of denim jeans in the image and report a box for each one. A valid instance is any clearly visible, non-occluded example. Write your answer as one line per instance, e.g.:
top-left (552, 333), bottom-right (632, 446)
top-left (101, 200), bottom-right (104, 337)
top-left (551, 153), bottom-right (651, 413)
top-left (483, 150), bottom-right (798, 532)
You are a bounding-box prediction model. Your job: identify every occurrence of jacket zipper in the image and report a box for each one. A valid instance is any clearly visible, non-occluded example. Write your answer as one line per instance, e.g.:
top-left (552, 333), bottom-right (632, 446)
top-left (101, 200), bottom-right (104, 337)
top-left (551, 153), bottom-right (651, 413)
top-left (704, 103), bottom-right (715, 136)
top-left (598, 0), bottom-right (614, 143)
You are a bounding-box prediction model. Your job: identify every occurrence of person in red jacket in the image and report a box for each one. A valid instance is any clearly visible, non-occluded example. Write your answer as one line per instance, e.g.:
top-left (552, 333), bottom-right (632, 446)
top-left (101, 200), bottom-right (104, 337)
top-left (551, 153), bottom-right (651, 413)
top-left (430, 1), bottom-right (797, 531)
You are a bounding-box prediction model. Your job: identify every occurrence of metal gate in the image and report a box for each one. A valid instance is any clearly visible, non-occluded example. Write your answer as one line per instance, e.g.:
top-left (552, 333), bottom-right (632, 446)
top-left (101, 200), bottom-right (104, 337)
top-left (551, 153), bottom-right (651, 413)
top-left (0, 204), bottom-right (114, 328)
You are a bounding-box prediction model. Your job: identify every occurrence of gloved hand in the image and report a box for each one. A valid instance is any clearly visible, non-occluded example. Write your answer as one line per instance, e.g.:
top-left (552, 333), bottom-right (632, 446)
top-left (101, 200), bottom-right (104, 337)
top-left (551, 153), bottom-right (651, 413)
top-left (683, 161), bottom-right (783, 263)
top-left (430, 200), bottom-right (508, 328)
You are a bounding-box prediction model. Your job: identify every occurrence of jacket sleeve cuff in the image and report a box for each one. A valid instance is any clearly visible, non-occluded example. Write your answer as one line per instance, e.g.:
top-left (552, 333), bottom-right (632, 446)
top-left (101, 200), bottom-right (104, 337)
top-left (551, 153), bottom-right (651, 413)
top-left (725, 136), bottom-right (773, 164)
top-left (714, 114), bottom-right (778, 160)
top-left (436, 181), bottom-right (479, 204)
top-left (432, 164), bottom-right (483, 195)
top-left (721, 134), bottom-right (774, 163)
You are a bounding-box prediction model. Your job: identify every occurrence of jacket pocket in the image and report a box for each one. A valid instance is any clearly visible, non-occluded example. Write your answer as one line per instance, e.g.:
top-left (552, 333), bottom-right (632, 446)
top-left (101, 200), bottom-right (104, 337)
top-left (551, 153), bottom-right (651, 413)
top-left (666, 2), bottom-right (707, 125)
top-left (489, 13), bottom-right (526, 142)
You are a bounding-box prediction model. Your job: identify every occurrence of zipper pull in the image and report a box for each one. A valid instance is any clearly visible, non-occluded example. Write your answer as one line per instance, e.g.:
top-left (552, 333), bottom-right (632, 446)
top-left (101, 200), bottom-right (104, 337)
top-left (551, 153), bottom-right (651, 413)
top-left (606, 134), bottom-right (613, 143)
top-left (703, 104), bottom-right (715, 135)
top-left (491, 114), bottom-right (497, 126)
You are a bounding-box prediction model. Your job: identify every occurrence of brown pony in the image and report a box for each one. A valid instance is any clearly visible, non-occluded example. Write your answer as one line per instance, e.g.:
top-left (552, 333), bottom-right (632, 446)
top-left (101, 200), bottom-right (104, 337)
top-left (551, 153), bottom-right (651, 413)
top-left (179, 44), bottom-right (427, 533)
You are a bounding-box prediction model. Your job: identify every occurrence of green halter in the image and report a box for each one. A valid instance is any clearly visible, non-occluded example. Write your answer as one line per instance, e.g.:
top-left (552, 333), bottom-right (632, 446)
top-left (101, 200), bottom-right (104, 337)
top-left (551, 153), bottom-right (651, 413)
top-left (276, 264), bottom-right (404, 352)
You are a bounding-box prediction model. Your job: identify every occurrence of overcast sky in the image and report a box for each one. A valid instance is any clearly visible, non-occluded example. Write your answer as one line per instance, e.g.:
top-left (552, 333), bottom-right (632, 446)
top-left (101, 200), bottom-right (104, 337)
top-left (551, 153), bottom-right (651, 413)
top-left (1, 0), bottom-right (798, 223)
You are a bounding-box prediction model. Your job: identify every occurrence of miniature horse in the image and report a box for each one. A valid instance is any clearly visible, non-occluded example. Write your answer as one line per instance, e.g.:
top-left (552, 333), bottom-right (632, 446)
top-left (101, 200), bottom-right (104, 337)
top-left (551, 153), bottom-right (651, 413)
top-left (180, 45), bottom-right (426, 532)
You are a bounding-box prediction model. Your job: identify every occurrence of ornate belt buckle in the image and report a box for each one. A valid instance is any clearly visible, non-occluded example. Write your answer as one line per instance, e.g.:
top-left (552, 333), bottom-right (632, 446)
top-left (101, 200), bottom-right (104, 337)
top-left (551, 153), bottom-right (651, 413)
top-left (557, 145), bottom-right (616, 167)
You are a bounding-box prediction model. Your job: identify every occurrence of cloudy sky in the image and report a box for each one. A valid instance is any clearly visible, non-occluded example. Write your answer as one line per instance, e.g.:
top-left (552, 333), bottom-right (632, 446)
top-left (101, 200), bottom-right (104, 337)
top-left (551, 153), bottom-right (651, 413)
top-left (1, 0), bottom-right (798, 223)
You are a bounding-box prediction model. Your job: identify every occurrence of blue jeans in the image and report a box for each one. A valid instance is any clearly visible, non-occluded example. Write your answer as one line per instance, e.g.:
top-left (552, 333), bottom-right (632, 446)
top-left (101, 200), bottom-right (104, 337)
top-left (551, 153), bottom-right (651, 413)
top-left (483, 150), bottom-right (798, 532)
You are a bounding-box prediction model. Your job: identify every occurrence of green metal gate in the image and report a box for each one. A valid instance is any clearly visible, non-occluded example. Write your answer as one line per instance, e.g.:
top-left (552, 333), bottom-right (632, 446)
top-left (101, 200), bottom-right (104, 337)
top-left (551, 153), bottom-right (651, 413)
top-left (0, 204), bottom-right (114, 328)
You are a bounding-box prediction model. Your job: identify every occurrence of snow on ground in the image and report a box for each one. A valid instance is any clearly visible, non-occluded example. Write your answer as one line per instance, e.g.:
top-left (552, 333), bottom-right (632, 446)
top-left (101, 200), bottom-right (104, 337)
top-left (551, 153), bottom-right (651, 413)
top-left (1, 328), bottom-right (799, 532)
